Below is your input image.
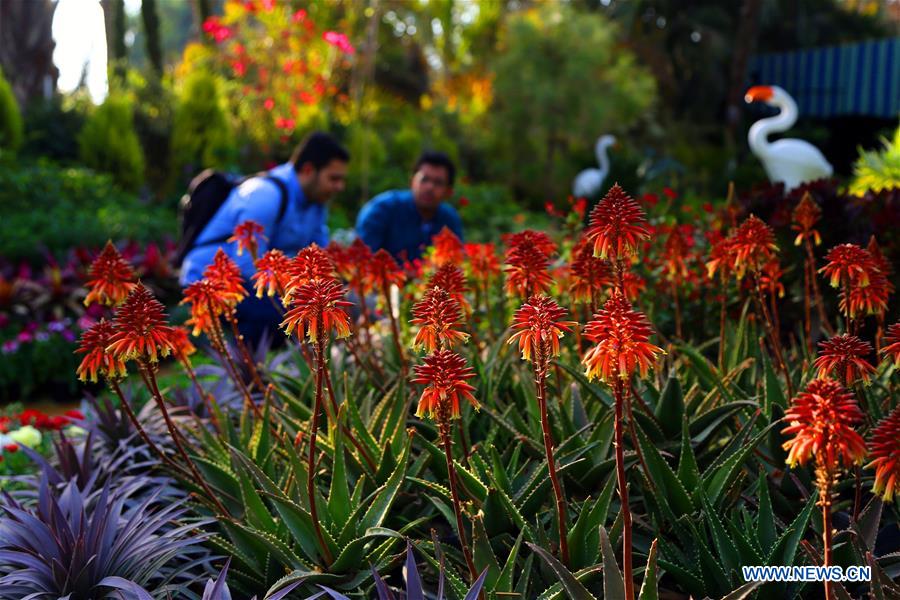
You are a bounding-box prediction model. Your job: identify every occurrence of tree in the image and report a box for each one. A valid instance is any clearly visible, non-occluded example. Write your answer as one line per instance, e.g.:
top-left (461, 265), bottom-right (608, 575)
top-left (0, 0), bottom-right (58, 106)
top-left (141, 0), bottom-right (164, 75)
top-left (489, 4), bottom-right (656, 202)
top-left (101, 0), bottom-right (127, 82)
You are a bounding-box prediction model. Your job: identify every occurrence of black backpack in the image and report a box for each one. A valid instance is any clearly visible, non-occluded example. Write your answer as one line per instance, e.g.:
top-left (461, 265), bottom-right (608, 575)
top-left (175, 169), bottom-right (289, 267)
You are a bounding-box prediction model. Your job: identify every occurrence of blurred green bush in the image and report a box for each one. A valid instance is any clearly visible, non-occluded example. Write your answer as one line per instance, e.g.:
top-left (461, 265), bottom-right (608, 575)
top-left (78, 95), bottom-right (146, 192)
top-left (170, 70), bottom-right (235, 184)
top-left (0, 159), bottom-right (175, 262)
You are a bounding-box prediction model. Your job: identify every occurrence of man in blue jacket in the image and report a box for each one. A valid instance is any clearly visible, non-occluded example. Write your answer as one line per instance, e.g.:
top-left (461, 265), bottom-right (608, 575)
top-left (356, 151), bottom-right (463, 262)
top-left (180, 131), bottom-right (349, 345)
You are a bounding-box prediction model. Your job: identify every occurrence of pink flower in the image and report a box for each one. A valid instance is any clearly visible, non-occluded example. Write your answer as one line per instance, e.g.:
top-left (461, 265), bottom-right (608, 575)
top-left (323, 31), bottom-right (355, 55)
top-left (292, 8), bottom-right (307, 22)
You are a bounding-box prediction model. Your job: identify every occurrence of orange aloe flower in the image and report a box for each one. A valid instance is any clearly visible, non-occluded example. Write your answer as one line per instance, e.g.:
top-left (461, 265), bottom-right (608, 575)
top-left (782, 378), bottom-right (866, 471)
top-left (504, 241), bottom-right (552, 299)
top-left (204, 249), bottom-right (247, 307)
top-left (841, 274), bottom-right (891, 318)
top-left (410, 286), bottom-right (469, 352)
top-left (661, 224), bottom-right (691, 282)
top-left (621, 272), bottom-right (646, 302)
top-left (867, 405), bottom-right (900, 502)
top-left (728, 215), bottom-right (778, 279)
top-left (759, 258), bottom-right (785, 299)
top-left (75, 319), bottom-right (127, 382)
top-left (705, 235), bottom-right (735, 280)
top-left (584, 184), bottom-right (650, 261)
top-left (819, 243), bottom-right (874, 288)
top-left (367, 249), bottom-right (407, 292)
top-left (228, 219), bottom-right (266, 259)
top-left (814, 334), bottom-right (876, 384)
top-left (107, 285), bottom-right (177, 363)
top-left (343, 239), bottom-right (374, 290)
top-left (569, 238), bottom-right (613, 304)
top-left (431, 226), bottom-right (465, 267)
top-left (281, 278), bottom-right (352, 342)
top-left (508, 295), bottom-right (577, 364)
top-left (582, 292), bottom-right (663, 382)
top-left (170, 326), bottom-right (197, 360)
top-left (412, 349), bottom-right (478, 420)
top-left (252, 248), bottom-right (292, 298)
top-left (502, 230), bottom-right (557, 259)
top-left (791, 193), bottom-right (822, 246)
top-left (84, 241), bottom-right (137, 307)
top-left (882, 322), bottom-right (900, 367)
top-left (464, 242), bottom-right (501, 285)
top-left (180, 279), bottom-right (234, 336)
top-left (326, 241), bottom-right (352, 280)
top-left (283, 244), bottom-right (337, 303)
top-left (427, 263), bottom-right (469, 311)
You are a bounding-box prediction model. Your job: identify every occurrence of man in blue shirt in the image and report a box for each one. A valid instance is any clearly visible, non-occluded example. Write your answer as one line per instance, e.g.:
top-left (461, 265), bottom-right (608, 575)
top-left (356, 151), bottom-right (463, 262)
top-left (180, 131), bottom-right (349, 346)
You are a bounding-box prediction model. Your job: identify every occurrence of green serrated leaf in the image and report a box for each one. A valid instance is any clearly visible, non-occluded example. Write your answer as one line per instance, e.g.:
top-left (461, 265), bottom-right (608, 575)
top-left (600, 526), bottom-right (625, 600)
top-left (529, 542), bottom-right (598, 600)
top-left (637, 539), bottom-right (659, 600)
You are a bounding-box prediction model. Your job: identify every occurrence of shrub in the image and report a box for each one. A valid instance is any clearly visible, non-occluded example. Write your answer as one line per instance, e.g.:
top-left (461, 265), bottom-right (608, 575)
top-left (77, 95), bottom-right (145, 191)
top-left (0, 67), bottom-right (23, 153)
top-left (0, 159), bottom-right (174, 262)
top-left (850, 122), bottom-right (900, 195)
top-left (170, 71), bottom-right (235, 182)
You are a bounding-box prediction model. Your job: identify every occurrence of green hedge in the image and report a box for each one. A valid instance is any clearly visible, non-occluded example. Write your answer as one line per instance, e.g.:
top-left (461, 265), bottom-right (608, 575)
top-left (0, 159), bottom-right (175, 261)
top-left (0, 67), bottom-right (23, 153)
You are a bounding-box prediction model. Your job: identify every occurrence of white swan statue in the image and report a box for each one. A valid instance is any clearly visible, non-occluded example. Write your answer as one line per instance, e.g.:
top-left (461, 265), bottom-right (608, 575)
top-left (573, 134), bottom-right (616, 198)
top-left (745, 85), bottom-right (833, 191)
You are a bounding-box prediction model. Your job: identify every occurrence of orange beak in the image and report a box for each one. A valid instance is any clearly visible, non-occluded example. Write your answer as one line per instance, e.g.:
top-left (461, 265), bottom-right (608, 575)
top-left (745, 85), bottom-right (774, 103)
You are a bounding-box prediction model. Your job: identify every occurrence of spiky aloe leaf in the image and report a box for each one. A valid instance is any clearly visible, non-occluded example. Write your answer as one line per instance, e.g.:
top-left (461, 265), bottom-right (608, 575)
top-left (528, 541), bottom-right (599, 600)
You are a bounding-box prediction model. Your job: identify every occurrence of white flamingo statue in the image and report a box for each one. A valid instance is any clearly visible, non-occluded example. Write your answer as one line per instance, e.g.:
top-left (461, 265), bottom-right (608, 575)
top-left (573, 134), bottom-right (616, 198)
top-left (745, 85), bottom-right (832, 191)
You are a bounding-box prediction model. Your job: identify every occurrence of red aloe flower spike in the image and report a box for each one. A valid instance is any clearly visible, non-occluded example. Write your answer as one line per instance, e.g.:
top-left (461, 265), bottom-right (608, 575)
top-left (569, 238), bottom-right (613, 308)
top-left (181, 279), bottom-right (234, 336)
top-left (412, 349), bottom-right (478, 420)
top-left (427, 263), bottom-right (470, 310)
top-left (782, 378), bottom-right (867, 471)
top-left (464, 242), bottom-right (501, 284)
top-left (502, 229), bottom-right (557, 258)
top-left (204, 249), bottom-right (247, 307)
top-left (367, 249), bottom-right (407, 291)
top-left (728, 215), bottom-right (778, 279)
top-left (228, 219), bottom-right (267, 261)
top-left (282, 244), bottom-right (337, 303)
top-left (504, 241), bottom-right (552, 299)
top-left (705, 235), bottom-right (736, 280)
top-left (107, 285), bottom-right (177, 363)
top-left (252, 248), bottom-right (291, 298)
top-left (431, 226), bottom-right (465, 267)
top-left (791, 193), bottom-right (822, 247)
top-left (868, 404), bottom-right (900, 502)
top-left (819, 243), bottom-right (875, 289)
top-left (84, 241), bottom-right (137, 307)
top-left (281, 278), bottom-right (352, 343)
top-left (75, 319), bottom-right (127, 382)
top-left (169, 326), bottom-right (197, 359)
top-left (582, 292), bottom-right (664, 383)
top-left (882, 323), bottom-right (900, 367)
top-left (782, 377), bottom-right (866, 600)
top-left (841, 274), bottom-right (891, 319)
top-left (814, 334), bottom-right (876, 385)
top-left (584, 184), bottom-right (650, 261)
top-left (410, 286), bottom-right (469, 352)
top-left (508, 295), bottom-right (576, 366)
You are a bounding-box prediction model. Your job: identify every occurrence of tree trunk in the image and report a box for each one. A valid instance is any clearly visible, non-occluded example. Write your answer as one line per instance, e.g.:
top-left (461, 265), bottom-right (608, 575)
top-left (100, 0), bottom-right (127, 83)
top-left (0, 0), bottom-right (59, 106)
top-left (141, 0), bottom-right (163, 75)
